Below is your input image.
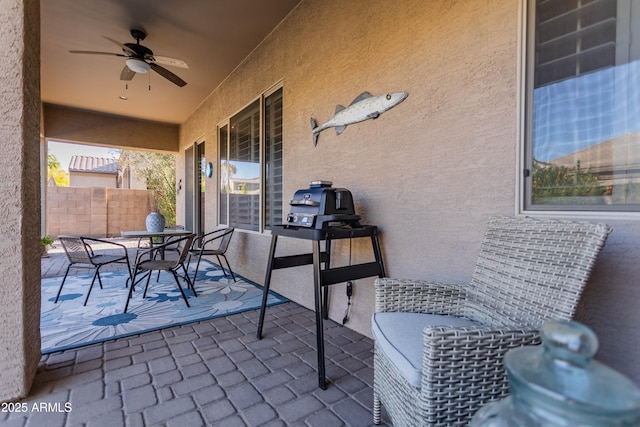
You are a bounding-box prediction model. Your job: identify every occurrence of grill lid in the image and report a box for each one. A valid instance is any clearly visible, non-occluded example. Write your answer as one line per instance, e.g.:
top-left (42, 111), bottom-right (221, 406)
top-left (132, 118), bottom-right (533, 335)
top-left (286, 181), bottom-right (360, 229)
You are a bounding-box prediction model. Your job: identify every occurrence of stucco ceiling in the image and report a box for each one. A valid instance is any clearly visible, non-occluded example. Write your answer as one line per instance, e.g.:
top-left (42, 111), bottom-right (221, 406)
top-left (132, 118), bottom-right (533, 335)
top-left (41, 0), bottom-right (302, 125)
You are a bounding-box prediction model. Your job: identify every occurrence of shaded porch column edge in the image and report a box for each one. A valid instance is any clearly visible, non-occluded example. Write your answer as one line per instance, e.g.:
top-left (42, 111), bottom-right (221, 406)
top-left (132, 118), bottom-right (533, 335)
top-left (0, 0), bottom-right (42, 402)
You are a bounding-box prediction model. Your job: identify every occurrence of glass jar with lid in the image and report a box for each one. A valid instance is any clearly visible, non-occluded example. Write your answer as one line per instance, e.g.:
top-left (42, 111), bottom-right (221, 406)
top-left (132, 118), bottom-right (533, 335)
top-left (470, 320), bottom-right (640, 426)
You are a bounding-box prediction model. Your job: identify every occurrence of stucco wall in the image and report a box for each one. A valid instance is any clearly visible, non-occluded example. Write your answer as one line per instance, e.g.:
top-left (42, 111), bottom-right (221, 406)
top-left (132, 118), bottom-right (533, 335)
top-left (178, 0), bottom-right (640, 383)
top-left (69, 172), bottom-right (117, 188)
top-left (0, 0), bottom-right (41, 401)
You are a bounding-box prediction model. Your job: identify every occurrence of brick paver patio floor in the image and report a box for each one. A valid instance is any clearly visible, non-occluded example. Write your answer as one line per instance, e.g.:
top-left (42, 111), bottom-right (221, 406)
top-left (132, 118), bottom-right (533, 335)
top-left (2, 240), bottom-right (389, 426)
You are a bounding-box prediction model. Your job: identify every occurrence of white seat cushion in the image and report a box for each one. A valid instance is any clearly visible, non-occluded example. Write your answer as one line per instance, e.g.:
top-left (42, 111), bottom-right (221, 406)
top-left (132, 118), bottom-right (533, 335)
top-left (372, 312), bottom-right (478, 387)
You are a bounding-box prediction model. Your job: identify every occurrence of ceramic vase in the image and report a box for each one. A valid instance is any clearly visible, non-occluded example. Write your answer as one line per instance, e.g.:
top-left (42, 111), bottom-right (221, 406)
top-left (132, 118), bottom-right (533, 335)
top-left (146, 212), bottom-right (166, 232)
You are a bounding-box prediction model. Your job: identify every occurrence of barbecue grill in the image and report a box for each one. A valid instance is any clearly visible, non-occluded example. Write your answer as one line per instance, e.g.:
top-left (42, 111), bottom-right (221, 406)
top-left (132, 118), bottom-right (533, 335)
top-left (286, 181), bottom-right (361, 229)
top-left (259, 180), bottom-right (385, 389)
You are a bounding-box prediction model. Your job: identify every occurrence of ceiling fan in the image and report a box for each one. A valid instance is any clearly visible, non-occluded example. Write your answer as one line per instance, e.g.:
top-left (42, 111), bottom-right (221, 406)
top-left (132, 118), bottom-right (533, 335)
top-left (69, 29), bottom-right (188, 87)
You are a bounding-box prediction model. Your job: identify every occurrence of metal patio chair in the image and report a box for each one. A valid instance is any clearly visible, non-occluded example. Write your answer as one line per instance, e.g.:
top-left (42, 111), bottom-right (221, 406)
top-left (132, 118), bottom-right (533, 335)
top-left (55, 235), bottom-right (132, 306)
top-left (134, 225), bottom-right (186, 258)
top-left (371, 216), bottom-right (612, 426)
top-left (158, 225), bottom-right (187, 257)
top-left (137, 225), bottom-right (186, 282)
top-left (124, 233), bottom-right (196, 313)
top-left (187, 228), bottom-right (236, 283)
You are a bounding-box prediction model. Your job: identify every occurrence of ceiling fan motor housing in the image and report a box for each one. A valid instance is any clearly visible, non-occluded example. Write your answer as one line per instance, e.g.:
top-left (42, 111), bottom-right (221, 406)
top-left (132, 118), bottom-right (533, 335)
top-left (125, 29), bottom-right (153, 58)
top-left (124, 43), bottom-right (153, 58)
top-left (130, 28), bottom-right (147, 42)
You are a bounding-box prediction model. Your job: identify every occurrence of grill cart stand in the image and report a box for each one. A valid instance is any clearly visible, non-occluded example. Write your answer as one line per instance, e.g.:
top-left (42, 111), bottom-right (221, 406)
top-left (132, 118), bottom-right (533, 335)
top-left (256, 224), bottom-right (385, 389)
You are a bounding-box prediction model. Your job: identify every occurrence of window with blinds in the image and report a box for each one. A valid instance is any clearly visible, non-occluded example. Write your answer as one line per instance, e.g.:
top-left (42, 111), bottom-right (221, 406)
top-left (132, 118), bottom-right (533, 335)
top-left (218, 86), bottom-right (283, 231)
top-left (524, 0), bottom-right (640, 211)
top-left (264, 88), bottom-right (283, 230)
top-left (535, 0), bottom-right (617, 87)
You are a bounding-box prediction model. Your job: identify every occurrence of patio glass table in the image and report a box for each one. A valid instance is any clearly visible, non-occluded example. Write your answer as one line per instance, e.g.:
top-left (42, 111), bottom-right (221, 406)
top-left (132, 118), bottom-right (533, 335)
top-left (120, 229), bottom-right (193, 239)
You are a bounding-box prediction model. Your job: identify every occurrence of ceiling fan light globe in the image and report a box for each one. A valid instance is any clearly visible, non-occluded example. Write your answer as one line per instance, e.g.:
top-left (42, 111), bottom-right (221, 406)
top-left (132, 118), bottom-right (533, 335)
top-left (125, 58), bottom-right (150, 73)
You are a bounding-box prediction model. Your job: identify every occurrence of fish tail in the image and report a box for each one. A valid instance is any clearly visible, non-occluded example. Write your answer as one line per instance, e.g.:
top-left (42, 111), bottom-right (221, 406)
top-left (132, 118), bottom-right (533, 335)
top-left (311, 117), bottom-right (319, 146)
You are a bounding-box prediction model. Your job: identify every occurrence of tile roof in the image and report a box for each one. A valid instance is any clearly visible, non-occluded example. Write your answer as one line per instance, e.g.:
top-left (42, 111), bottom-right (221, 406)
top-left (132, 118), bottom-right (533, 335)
top-left (69, 156), bottom-right (119, 174)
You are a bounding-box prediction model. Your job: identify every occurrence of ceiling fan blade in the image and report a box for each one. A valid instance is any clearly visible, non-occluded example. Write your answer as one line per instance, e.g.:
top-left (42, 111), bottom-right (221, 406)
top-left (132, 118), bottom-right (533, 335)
top-left (69, 50), bottom-right (126, 57)
top-left (120, 66), bottom-right (136, 81)
top-left (152, 56), bottom-right (189, 69)
top-left (149, 63), bottom-right (187, 87)
top-left (103, 36), bottom-right (136, 56)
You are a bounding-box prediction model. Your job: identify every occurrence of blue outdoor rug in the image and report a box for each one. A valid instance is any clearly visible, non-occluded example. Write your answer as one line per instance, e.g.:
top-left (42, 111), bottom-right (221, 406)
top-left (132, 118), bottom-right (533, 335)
top-left (40, 260), bottom-right (287, 354)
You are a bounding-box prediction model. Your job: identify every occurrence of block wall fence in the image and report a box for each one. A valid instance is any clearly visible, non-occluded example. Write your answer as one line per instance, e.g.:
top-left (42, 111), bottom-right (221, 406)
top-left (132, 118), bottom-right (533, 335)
top-left (46, 187), bottom-right (152, 238)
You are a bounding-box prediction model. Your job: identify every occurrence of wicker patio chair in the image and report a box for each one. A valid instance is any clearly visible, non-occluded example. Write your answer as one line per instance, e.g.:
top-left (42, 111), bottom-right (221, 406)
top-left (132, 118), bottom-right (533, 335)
top-left (55, 235), bottom-right (132, 306)
top-left (371, 216), bottom-right (612, 427)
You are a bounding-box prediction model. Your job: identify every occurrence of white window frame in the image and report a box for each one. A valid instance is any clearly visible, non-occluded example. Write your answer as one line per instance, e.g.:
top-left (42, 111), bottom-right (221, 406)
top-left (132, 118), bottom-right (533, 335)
top-left (519, 0), bottom-right (640, 219)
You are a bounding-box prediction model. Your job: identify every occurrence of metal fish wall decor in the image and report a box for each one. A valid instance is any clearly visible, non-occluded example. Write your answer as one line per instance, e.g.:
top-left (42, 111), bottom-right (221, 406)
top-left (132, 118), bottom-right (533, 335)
top-left (310, 91), bottom-right (408, 146)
